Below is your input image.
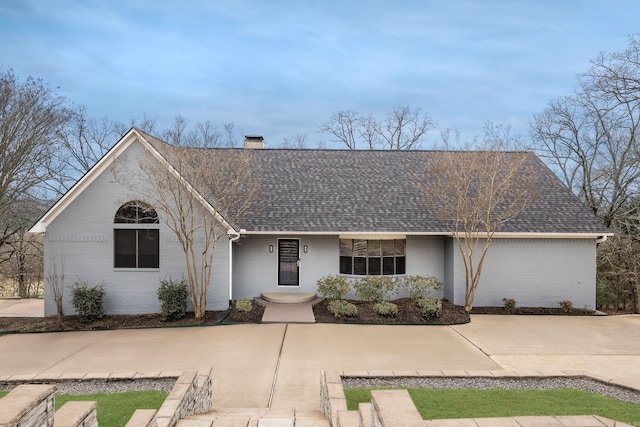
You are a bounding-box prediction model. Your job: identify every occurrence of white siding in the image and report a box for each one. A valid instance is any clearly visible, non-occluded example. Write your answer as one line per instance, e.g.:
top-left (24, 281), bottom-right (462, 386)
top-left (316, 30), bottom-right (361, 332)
top-left (447, 238), bottom-right (597, 309)
top-left (42, 141), bottom-right (230, 316)
top-left (232, 235), bottom-right (445, 300)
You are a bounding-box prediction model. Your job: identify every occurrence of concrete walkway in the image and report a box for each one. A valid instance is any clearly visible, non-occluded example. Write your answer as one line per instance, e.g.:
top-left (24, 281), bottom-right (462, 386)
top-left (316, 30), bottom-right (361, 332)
top-left (258, 297), bottom-right (320, 323)
top-left (0, 299), bottom-right (43, 317)
top-left (2, 315), bottom-right (640, 414)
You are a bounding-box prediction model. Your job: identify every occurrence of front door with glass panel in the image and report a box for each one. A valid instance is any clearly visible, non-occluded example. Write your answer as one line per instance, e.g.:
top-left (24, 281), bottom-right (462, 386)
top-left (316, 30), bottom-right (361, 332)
top-left (278, 239), bottom-right (299, 286)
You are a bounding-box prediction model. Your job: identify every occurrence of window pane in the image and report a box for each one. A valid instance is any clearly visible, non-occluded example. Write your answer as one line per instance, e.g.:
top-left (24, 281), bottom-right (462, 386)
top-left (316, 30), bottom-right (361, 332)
top-left (137, 205), bottom-right (159, 224)
top-left (382, 241), bottom-right (395, 256)
top-left (395, 239), bottom-right (406, 256)
top-left (339, 256), bottom-right (353, 274)
top-left (396, 256), bottom-right (406, 275)
top-left (114, 204), bottom-right (138, 223)
top-left (339, 239), bottom-right (353, 256)
top-left (367, 240), bottom-right (381, 257)
top-left (138, 229), bottom-right (160, 268)
top-left (354, 257), bottom-right (367, 275)
top-left (368, 257), bottom-right (381, 275)
top-left (353, 240), bottom-right (367, 257)
top-left (114, 229), bottom-right (137, 267)
top-left (382, 257), bottom-right (395, 275)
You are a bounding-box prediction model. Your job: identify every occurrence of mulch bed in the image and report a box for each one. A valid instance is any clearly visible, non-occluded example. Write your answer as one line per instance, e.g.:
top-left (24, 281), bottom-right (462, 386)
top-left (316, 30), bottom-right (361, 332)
top-left (313, 298), bottom-right (470, 325)
top-left (0, 298), bottom-right (605, 334)
top-left (471, 306), bottom-right (596, 315)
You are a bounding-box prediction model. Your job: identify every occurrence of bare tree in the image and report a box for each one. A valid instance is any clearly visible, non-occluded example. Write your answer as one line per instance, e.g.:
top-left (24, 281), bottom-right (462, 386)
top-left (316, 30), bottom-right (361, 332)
top-left (112, 131), bottom-right (262, 318)
top-left (420, 127), bottom-right (539, 312)
top-left (46, 254), bottom-right (65, 321)
top-left (0, 69), bottom-right (73, 246)
top-left (319, 110), bottom-right (359, 149)
top-left (320, 105), bottom-right (435, 150)
top-left (597, 233), bottom-right (640, 312)
top-left (376, 105), bottom-right (435, 150)
top-left (280, 133), bottom-right (308, 149)
top-left (531, 34), bottom-right (640, 229)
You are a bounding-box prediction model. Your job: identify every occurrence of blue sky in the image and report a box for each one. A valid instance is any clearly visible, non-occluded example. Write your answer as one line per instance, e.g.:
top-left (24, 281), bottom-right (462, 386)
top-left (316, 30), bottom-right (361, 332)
top-left (1, 1), bottom-right (639, 148)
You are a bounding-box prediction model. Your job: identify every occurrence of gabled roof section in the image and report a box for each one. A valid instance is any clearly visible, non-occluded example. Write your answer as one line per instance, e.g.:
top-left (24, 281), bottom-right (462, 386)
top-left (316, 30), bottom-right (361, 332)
top-left (29, 128), bottom-right (234, 234)
top-left (31, 130), bottom-right (610, 237)
top-left (228, 149), bottom-right (610, 235)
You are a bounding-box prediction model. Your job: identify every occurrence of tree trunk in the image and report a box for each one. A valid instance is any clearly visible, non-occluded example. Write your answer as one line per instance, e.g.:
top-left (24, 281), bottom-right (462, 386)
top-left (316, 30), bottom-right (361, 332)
top-left (55, 297), bottom-right (63, 322)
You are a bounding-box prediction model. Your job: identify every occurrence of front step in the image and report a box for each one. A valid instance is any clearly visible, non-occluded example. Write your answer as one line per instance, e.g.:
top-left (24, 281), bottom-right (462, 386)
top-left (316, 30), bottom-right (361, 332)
top-left (261, 292), bottom-right (317, 304)
top-left (180, 409), bottom-right (329, 427)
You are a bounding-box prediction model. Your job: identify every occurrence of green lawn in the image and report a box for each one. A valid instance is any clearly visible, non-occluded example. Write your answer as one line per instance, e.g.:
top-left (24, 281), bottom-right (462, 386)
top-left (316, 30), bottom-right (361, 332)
top-left (0, 390), bottom-right (167, 427)
top-left (345, 388), bottom-right (640, 426)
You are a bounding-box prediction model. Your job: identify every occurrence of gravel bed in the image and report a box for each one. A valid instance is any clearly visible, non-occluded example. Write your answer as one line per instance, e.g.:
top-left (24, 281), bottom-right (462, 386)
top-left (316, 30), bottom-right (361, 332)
top-left (0, 378), bottom-right (177, 394)
top-left (342, 376), bottom-right (640, 405)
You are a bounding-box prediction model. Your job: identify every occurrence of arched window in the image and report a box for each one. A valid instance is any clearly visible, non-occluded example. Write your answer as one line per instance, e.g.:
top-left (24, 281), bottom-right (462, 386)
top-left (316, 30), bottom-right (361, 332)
top-left (114, 201), bottom-right (160, 269)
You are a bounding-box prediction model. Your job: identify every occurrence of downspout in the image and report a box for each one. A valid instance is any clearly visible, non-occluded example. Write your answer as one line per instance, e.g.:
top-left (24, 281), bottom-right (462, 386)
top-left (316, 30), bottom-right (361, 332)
top-left (595, 235), bottom-right (608, 244)
top-left (227, 228), bottom-right (243, 307)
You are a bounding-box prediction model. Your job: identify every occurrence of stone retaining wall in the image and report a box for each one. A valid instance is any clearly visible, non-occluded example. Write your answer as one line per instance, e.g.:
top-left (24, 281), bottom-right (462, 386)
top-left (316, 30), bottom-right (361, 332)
top-left (0, 369), bottom-right (213, 427)
top-left (0, 384), bottom-right (56, 427)
top-left (320, 369), bottom-right (640, 427)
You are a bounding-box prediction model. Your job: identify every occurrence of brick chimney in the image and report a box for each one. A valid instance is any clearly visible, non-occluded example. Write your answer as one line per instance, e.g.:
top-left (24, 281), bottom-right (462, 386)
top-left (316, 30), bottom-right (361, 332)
top-left (244, 135), bottom-right (264, 149)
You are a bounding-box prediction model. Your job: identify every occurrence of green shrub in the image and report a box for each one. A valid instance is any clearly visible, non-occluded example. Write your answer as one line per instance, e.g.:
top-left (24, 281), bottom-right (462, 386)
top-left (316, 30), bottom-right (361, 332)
top-left (235, 299), bottom-right (253, 312)
top-left (328, 300), bottom-right (358, 318)
top-left (502, 298), bottom-right (517, 314)
top-left (157, 278), bottom-right (188, 321)
top-left (353, 276), bottom-right (396, 302)
top-left (71, 280), bottom-right (106, 323)
top-left (373, 301), bottom-right (398, 317)
top-left (416, 297), bottom-right (442, 319)
top-left (401, 275), bottom-right (443, 301)
top-left (558, 300), bottom-right (573, 313)
top-left (317, 275), bottom-right (351, 300)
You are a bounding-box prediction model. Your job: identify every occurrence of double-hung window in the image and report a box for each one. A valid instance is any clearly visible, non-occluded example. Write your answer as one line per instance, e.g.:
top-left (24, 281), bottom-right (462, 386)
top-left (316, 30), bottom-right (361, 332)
top-left (114, 201), bottom-right (160, 269)
top-left (339, 239), bottom-right (406, 275)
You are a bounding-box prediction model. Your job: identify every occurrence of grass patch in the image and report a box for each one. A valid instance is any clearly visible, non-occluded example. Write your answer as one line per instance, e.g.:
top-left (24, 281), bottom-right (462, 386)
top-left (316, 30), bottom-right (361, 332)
top-left (0, 390), bottom-right (167, 427)
top-left (345, 388), bottom-right (640, 425)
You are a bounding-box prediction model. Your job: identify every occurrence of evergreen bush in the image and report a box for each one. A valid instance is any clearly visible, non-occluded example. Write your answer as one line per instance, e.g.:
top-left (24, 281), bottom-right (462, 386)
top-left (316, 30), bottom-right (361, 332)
top-left (373, 301), bottom-right (398, 317)
top-left (416, 297), bottom-right (442, 319)
top-left (353, 276), bottom-right (396, 302)
top-left (235, 299), bottom-right (253, 312)
top-left (328, 299), bottom-right (358, 318)
top-left (401, 275), bottom-right (443, 301)
top-left (317, 275), bottom-right (351, 300)
top-left (157, 278), bottom-right (188, 321)
top-left (71, 280), bottom-right (106, 323)
top-left (502, 298), bottom-right (517, 314)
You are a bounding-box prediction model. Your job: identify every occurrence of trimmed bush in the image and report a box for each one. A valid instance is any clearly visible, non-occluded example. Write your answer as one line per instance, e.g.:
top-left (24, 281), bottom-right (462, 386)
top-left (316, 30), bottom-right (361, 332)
top-left (235, 299), bottom-right (253, 312)
top-left (157, 278), bottom-right (188, 321)
top-left (71, 280), bottom-right (106, 323)
top-left (416, 297), bottom-right (442, 319)
top-left (328, 299), bottom-right (358, 318)
top-left (502, 298), bottom-right (517, 314)
top-left (353, 276), bottom-right (396, 302)
top-left (558, 300), bottom-right (573, 313)
top-left (317, 275), bottom-right (351, 300)
top-left (373, 301), bottom-right (398, 317)
top-left (401, 275), bottom-right (443, 301)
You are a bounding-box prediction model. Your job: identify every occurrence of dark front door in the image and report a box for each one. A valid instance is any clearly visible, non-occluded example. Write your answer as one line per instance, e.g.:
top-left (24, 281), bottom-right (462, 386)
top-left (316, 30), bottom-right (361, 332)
top-left (278, 239), bottom-right (299, 286)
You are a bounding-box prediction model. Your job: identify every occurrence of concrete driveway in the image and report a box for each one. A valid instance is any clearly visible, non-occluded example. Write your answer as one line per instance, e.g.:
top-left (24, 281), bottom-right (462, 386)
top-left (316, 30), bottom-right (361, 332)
top-left (1, 315), bottom-right (640, 411)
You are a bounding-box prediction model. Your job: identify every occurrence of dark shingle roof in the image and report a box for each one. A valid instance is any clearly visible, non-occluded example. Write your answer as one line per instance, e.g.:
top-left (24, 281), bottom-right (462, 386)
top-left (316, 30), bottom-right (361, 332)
top-left (139, 128), bottom-right (608, 235)
top-left (225, 149), bottom-right (608, 234)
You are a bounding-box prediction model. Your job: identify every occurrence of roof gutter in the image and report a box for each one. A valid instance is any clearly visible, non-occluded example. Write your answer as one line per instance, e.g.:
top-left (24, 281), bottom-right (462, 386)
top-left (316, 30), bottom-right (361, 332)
top-left (227, 228), bottom-right (244, 306)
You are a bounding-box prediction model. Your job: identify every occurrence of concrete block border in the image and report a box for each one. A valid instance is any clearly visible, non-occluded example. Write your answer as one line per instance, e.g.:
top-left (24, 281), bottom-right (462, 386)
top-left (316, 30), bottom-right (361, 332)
top-left (0, 369), bottom-right (213, 427)
top-left (320, 369), bottom-right (640, 427)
